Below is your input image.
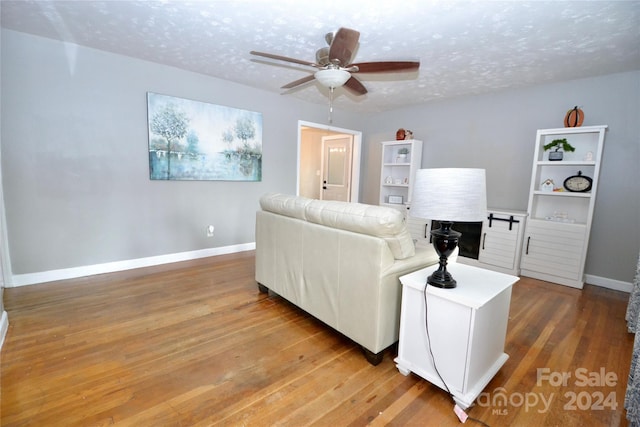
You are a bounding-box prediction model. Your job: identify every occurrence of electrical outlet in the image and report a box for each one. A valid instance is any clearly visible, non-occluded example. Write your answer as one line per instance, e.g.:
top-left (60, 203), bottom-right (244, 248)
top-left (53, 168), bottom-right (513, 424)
top-left (206, 225), bottom-right (215, 237)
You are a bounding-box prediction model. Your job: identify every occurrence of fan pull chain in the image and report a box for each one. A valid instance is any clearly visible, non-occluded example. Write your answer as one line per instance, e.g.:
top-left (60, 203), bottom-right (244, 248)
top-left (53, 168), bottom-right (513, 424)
top-left (328, 86), bottom-right (335, 124)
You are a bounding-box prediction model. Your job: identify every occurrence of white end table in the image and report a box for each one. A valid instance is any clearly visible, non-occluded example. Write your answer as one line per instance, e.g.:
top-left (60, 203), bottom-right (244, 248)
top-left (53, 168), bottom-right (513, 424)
top-left (394, 262), bottom-right (519, 409)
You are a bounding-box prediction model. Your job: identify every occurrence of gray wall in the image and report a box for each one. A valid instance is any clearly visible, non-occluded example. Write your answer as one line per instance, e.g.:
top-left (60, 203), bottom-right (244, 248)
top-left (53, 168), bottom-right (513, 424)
top-left (361, 71), bottom-right (640, 283)
top-left (1, 29), bottom-right (638, 285)
top-left (0, 15), bottom-right (3, 312)
top-left (0, 30), bottom-right (365, 275)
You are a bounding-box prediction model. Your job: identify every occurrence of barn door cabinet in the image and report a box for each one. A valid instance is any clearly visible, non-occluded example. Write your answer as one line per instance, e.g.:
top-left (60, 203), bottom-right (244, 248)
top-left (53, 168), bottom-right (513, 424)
top-left (475, 210), bottom-right (527, 276)
top-left (520, 125), bottom-right (607, 289)
top-left (406, 209), bottom-right (527, 276)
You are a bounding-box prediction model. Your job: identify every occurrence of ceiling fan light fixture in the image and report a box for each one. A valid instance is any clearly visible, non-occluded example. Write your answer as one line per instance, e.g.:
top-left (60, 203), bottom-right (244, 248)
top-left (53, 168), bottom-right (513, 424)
top-left (251, 27), bottom-right (419, 98)
top-left (314, 68), bottom-right (350, 88)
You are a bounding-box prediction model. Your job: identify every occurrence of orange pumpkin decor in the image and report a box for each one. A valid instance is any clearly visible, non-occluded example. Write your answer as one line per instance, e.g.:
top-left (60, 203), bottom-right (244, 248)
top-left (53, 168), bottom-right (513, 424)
top-left (564, 106), bottom-right (584, 127)
top-left (396, 128), bottom-right (406, 140)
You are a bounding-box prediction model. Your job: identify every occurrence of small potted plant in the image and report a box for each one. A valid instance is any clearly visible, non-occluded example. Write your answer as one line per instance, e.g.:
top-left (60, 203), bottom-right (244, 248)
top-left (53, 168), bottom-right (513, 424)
top-left (543, 138), bottom-right (575, 161)
top-left (396, 147), bottom-right (410, 162)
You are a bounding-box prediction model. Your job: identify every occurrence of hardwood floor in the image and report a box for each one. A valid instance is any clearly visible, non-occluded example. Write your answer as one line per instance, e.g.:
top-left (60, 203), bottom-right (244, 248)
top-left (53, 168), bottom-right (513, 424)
top-left (1, 251), bottom-right (634, 426)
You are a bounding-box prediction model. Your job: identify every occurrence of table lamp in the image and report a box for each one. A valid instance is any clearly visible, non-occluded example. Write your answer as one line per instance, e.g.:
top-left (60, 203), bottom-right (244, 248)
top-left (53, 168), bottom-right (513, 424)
top-left (411, 168), bottom-right (487, 288)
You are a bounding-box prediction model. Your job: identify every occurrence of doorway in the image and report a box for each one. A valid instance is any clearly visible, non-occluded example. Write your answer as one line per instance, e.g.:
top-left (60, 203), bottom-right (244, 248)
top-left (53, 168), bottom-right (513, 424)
top-left (297, 121), bottom-right (362, 202)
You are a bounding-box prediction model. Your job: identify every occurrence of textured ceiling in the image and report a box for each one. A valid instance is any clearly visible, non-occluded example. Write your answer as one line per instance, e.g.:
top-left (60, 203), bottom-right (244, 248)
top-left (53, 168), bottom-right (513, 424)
top-left (2, 0), bottom-right (639, 113)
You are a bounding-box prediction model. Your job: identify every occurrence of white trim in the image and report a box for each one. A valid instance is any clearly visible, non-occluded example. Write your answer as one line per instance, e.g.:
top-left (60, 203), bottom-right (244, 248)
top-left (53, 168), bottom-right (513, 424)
top-left (0, 310), bottom-right (8, 350)
top-left (7, 243), bottom-right (255, 288)
top-left (585, 274), bottom-right (632, 293)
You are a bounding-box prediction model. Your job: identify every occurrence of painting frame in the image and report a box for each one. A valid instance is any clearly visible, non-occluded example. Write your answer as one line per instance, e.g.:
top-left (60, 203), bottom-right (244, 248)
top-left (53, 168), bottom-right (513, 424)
top-left (147, 92), bottom-right (263, 181)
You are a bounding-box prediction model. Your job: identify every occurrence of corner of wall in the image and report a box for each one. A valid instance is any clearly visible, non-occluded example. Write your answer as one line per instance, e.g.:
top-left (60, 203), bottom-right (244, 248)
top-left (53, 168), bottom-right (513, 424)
top-left (0, 310), bottom-right (8, 350)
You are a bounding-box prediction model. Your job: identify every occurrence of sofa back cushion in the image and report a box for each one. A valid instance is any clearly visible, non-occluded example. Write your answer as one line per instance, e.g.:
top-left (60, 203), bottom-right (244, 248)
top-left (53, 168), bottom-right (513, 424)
top-left (259, 193), bottom-right (416, 260)
top-left (259, 193), bottom-right (312, 220)
top-left (305, 200), bottom-right (415, 260)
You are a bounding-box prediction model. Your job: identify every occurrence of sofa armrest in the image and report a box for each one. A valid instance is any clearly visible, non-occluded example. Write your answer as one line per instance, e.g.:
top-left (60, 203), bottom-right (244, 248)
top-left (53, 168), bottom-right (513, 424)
top-left (383, 246), bottom-right (439, 277)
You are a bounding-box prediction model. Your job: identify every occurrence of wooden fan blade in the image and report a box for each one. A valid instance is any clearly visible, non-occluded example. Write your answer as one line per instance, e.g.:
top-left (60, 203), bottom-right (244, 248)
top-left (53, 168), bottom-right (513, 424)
top-left (281, 74), bottom-right (316, 89)
top-left (250, 51), bottom-right (319, 68)
top-left (328, 27), bottom-right (360, 66)
top-left (344, 76), bottom-right (368, 95)
top-left (350, 61), bottom-right (420, 73)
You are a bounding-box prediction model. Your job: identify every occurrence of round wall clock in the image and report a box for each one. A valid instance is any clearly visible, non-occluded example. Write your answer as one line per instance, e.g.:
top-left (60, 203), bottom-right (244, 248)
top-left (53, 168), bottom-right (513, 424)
top-left (563, 171), bottom-right (592, 192)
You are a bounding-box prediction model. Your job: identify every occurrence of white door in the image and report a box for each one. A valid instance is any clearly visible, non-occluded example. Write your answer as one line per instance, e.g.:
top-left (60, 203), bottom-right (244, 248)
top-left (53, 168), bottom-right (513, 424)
top-left (320, 134), bottom-right (353, 201)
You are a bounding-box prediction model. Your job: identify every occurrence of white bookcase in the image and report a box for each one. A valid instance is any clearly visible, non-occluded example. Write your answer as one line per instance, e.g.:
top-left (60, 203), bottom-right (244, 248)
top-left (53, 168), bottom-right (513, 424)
top-left (379, 140), bottom-right (423, 210)
top-left (520, 125), bottom-right (607, 289)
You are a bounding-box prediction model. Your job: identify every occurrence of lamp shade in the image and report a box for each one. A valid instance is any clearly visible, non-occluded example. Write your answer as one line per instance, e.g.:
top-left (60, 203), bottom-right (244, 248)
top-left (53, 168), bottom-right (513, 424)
top-left (411, 168), bottom-right (487, 222)
top-left (314, 69), bottom-right (351, 88)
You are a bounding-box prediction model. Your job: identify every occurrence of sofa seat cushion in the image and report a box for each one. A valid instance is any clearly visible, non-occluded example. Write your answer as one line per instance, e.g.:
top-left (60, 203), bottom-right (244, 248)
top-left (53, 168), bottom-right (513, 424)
top-left (305, 200), bottom-right (415, 260)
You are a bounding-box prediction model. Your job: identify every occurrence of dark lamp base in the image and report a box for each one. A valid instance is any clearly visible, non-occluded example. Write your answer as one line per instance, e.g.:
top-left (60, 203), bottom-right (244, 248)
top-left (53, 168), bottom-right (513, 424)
top-left (427, 221), bottom-right (461, 289)
top-left (427, 269), bottom-right (457, 288)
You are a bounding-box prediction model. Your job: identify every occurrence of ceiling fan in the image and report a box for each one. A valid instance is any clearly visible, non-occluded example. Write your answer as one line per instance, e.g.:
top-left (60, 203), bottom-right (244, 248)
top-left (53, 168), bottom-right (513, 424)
top-left (250, 27), bottom-right (420, 96)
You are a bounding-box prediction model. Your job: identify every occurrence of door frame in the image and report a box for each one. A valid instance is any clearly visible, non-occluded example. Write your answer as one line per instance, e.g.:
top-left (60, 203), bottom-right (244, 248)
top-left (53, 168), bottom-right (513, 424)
top-left (297, 120), bottom-right (362, 202)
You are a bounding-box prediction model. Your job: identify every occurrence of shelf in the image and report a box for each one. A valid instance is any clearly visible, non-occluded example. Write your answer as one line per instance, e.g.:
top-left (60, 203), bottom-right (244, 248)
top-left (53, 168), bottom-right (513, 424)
top-left (536, 161), bottom-right (596, 166)
top-left (533, 191), bottom-right (591, 198)
top-left (536, 125), bottom-right (607, 135)
top-left (383, 184), bottom-right (409, 188)
top-left (527, 217), bottom-right (588, 228)
top-left (383, 162), bottom-right (411, 166)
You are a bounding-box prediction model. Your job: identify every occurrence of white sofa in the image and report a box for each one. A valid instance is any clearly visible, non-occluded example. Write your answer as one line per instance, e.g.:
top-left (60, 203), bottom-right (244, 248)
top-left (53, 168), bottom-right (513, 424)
top-left (255, 193), bottom-right (440, 365)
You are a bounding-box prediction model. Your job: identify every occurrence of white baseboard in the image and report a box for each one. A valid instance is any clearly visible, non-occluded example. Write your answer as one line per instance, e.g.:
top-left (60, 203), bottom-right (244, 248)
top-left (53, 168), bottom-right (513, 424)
top-left (0, 310), bottom-right (8, 350)
top-left (585, 274), bottom-right (632, 293)
top-left (7, 243), bottom-right (256, 288)
top-left (5, 244), bottom-right (631, 294)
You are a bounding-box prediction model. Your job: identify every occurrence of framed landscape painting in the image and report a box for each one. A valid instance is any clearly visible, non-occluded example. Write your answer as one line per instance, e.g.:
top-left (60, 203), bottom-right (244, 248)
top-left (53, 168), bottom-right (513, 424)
top-left (147, 92), bottom-right (262, 181)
